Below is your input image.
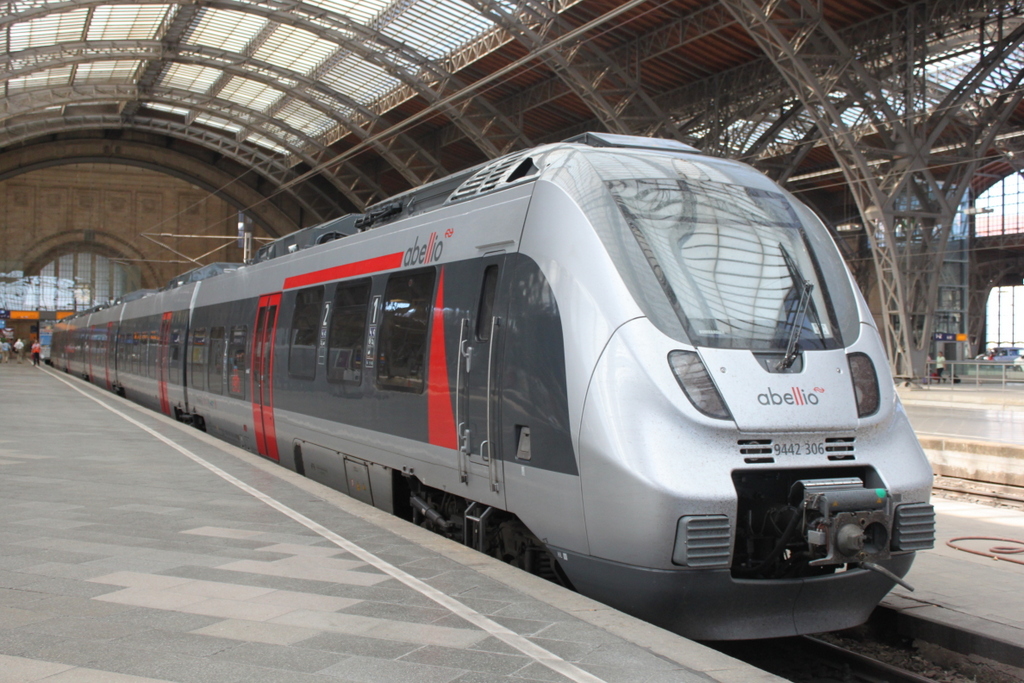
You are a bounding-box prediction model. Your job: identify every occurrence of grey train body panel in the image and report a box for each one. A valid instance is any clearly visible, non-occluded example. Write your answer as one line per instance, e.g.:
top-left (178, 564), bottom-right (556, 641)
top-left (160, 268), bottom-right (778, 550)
top-left (51, 135), bottom-right (935, 640)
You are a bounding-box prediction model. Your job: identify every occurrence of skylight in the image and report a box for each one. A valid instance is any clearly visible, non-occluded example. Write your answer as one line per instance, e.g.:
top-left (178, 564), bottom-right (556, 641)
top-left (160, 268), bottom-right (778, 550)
top-left (86, 5), bottom-right (171, 41)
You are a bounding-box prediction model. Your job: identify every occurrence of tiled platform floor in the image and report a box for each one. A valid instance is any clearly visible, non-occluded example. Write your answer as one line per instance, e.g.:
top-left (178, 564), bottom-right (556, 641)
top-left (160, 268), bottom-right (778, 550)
top-left (0, 363), bottom-right (779, 683)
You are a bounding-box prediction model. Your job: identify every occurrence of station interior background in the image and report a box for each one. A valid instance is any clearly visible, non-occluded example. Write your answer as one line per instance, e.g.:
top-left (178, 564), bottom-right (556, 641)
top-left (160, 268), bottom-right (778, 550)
top-left (1, 0), bottom-right (1023, 371)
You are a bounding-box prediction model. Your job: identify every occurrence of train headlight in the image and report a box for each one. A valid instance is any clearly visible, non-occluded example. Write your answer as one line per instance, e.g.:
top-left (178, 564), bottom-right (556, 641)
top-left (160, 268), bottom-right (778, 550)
top-left (847, 352), bottom-right (880, 417)
top-left (668, 350), bottom-right (731, 420)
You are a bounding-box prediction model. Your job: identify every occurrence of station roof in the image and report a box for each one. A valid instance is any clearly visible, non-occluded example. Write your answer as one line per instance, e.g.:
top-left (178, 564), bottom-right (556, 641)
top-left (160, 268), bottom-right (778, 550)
top-left (2, 0), bottom-right (1023, 219)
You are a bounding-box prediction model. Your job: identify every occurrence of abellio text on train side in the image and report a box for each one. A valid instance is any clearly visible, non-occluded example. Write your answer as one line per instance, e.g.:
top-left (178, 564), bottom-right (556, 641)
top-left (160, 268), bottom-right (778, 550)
top-left (403, 231), bottom-right (446, 267)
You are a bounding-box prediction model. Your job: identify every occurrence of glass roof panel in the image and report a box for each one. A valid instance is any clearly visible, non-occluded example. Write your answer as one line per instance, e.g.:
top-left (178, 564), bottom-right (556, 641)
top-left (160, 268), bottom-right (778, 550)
top-left (252, 25), bottom-right (337, 75)
top-left (380, 0), bottom-right (495, 60)
top-left (8, 7), bottom-right (88, 51)
top-left (307, 90), bottom-right (355, 119)
top-left (86, 5), bottom-right (172, 41)
top-left (75, 60), bottom-right (143, 84)
top-left (320, 54), bottom-right (399, 105)
top-left (187, 8), bottom-right (268, 54)
top-left (161, 63), bottom-right (222, 93)
top-left (194, 113), bottom-right (245, 134)
top-left (146, 102), bottom-right (192, 117)
top-left (6, 66), bottom-right (73, 93)
top-left (275, 99), bottom-right (334, 138)
top-left (304, 0), bottom-right (390, 25)
top-left (0, 0), bottom-right (525, 160)
top-left (218, 76), bottom-right (282, 111)
top-left (246, 132), bottom-right (290, 154)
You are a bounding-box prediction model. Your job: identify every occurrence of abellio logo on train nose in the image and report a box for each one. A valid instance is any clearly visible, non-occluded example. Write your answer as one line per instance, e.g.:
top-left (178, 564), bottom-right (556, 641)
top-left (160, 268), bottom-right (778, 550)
top-left (404, 231), bottom-right (446, 266)
top-left (757, 386), bottom-right (825, 406)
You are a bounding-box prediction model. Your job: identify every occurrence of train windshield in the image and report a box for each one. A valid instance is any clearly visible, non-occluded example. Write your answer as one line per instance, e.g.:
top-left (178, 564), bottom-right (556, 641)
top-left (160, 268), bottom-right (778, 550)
top-left (605, 176), bottom-right (842, 351)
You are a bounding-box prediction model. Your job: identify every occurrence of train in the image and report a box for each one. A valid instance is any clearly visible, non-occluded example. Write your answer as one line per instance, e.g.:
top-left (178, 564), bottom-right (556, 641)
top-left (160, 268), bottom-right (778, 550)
top-left (51, 132), bottom-right (935, 640)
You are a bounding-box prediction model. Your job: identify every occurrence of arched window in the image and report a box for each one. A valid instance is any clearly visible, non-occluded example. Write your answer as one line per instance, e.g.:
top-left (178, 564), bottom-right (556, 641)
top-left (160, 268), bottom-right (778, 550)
top-left (0, 253), bottom-right (138, 311)
top-left (979, 173), bottom-right (1024, 347)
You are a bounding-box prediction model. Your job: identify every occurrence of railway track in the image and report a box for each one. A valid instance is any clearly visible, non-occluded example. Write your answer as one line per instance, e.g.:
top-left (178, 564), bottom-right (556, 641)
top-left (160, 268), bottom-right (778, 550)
top-left (800, 635), bottom-right (945, 683)
top-left (932, 475), bottom-right (1024, 509)
top-left (714, 633), bottom-right (946, 682)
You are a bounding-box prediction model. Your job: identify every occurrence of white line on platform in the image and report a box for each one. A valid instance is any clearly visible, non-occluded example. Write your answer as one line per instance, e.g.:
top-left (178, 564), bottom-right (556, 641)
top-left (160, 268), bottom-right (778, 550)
top-left (46, 370), bottom-right (607, 683)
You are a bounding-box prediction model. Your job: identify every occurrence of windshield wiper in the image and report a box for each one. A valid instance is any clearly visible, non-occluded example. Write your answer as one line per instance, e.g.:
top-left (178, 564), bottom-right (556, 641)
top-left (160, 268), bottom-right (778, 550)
top-left (777, 245), bottom-right (815, 371)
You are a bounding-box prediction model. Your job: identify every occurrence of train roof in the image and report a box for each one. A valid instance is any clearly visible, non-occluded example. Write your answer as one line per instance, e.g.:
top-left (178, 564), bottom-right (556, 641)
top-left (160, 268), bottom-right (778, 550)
top-left (254, 215), bottom-right (362, 264)
top-left (165, 262), bottom-right (242, 290)
top-left (250, 133), bottom-right (704, 267)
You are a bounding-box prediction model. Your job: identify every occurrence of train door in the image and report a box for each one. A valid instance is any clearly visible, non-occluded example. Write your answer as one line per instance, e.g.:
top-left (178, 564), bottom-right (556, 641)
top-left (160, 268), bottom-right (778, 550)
top-left (105, 322), bottom-right (115, 391)
top-left (251, 293), bottom-right (281, 461)
top-left (84, 324), bottom-right (94, 381)
top-left (157, 312), bottom-right (172, 415)
top-left (456, 256), bottom-right (509, 496)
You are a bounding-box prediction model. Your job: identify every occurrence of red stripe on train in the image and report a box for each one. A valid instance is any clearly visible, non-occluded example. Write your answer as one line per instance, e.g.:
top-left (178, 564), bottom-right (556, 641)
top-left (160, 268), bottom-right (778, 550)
top-left (283, 252), bottom-right (403, 290)
top-left (427, 268), bottom-right (458, 449)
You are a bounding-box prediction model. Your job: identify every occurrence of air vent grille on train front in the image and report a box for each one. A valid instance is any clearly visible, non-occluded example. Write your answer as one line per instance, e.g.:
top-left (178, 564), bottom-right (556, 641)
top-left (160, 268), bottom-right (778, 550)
top-left (738, 439), bottom-right (772, 455)
top-left (826, 437), bottom-right (855, 460)
top-left (672, 515), bottom-right (731, 568)
top-left (892, 503), bottom-right (936, 551)
top-left (448, 151), bottom-right (534, 204)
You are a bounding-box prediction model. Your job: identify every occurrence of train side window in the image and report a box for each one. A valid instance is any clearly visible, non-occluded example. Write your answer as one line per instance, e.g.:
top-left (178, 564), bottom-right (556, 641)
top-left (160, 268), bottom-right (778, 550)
top-left (208, 326), bottom-right (225, 395)
top-left (327, 279), bottom-right (370, 384)
top-left (476, 265), bottom-right (499, 341)
top-left (228, 325), bottom-right (248, 398)
top-left (191, 328), bottom-right (207, 392)
top-left (377, 269), bottom-right (434, 393)
top-left (170, 330), bottom-right (181, 363)
top-left (289, 286), bottom-right (324, 380)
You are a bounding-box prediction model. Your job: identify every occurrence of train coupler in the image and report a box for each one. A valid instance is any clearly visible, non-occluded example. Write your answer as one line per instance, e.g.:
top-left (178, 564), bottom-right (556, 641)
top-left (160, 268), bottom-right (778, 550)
top-left (797, 477), bottom-right (894, 567)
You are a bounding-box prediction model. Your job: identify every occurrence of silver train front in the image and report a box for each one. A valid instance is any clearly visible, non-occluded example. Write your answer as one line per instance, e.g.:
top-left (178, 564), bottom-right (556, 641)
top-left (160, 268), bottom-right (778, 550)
top-left (507, 144), bottom-right (934, 639)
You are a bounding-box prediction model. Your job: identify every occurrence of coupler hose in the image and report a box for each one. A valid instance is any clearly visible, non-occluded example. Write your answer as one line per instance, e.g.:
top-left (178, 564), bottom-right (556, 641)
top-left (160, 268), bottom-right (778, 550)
top-left (410, 495), bottom-right (452, 529)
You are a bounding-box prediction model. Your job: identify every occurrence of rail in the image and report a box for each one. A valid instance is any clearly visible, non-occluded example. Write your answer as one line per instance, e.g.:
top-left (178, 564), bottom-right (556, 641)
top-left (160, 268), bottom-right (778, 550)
top-left (922, 360), bottom-right (1024, 390)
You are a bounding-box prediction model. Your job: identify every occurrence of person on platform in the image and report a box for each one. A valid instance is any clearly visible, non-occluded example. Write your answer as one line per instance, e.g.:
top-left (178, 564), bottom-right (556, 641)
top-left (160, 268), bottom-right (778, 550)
top-left (31, 339), bottom-right (41, 367)
top-left (0, 339), bottom-right (9, 363)
top-left (13, 338), bottom-right (24, 363)
top-left (935, 350), bottom-right (946, 382)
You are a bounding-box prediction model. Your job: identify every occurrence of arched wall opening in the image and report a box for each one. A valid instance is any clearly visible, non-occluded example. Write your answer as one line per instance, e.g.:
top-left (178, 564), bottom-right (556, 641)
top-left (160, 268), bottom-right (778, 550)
top-left (979, 172), bottom-right (1024, 349)
top-left (1, 162), bottom-right (252, 296)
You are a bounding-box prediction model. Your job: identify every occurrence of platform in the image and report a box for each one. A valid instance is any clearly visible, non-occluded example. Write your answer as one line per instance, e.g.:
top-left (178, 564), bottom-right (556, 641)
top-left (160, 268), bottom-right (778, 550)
top-left (882, 498), bottom-right (1024, 669)
top-left (0, 363), bottom-right (779, 683)
top-left (888, 383), bottom-right (1024, 670)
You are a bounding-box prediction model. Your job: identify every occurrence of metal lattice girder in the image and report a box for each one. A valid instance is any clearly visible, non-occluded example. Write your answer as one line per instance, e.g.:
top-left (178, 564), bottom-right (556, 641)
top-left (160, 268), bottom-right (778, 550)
top-left (0, 42), bottom-right (426, 211)
top-left (0, 39), bottom-right (430, 199)
top-left (720, 0), bottom-right (1024, 378)
top-left (463, 0), bottom-right (684, 140)
top-left (0, 0), bottom-right (522, 190)
top-left (187, 18), bottom-right (279, 127)
top-left (436, 0), bottom-right (746, 151)
top-left (251, 0), bottom-right (673, 199)
top-left (0, 83), bottom-right (382, 216)
top-left (202, 0), bottom-right (531, 158)
top-left (644, 0), bottom-right (1019, 160)
top-left (267, 7), bottom-right (449, 186)
top-left (122, 3), bottom-right (201, 120)
top-left (0, 108), bottom-right (347, 225)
